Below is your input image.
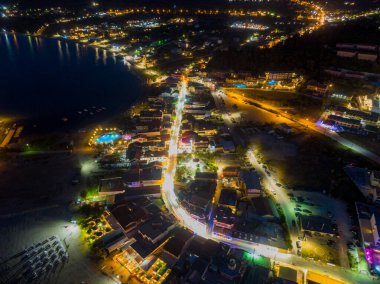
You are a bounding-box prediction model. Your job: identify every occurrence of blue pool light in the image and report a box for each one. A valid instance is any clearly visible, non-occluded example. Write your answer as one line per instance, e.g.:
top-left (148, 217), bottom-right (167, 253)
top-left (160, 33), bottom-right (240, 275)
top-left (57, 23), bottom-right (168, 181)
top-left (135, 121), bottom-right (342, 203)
top-left (233, 83), bottom-right (248, 88)
top-left (95, 133), bottom-right (121, 143)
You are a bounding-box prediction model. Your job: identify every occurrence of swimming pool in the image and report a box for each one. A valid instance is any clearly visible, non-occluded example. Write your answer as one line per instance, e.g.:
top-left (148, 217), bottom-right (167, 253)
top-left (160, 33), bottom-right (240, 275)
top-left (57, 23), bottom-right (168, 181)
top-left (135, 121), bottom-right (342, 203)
top-left (233, 83), bottom-right (248, 88)
top-left (95, 133), bottom-right (121, 143)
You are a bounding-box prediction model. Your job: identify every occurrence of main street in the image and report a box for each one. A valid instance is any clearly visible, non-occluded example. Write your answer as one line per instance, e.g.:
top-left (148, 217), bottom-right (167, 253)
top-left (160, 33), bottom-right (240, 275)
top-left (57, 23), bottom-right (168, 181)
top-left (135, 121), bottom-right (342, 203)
top-left (161, 79), bottom-right (207, 237)
top-left (160, 79), bottom-right (376, 284)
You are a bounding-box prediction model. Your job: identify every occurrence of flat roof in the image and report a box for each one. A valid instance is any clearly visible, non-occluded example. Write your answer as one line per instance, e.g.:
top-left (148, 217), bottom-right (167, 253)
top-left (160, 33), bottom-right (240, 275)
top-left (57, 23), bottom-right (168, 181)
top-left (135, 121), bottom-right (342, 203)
top-left (111, 203), bottom-right (148, 230)
top-left (356, 202), bottom-right (380, 244)
top-left (138, 215), bottom-right (173, 242)
top-left (220, 139), bottom-right (235, 150)
top-left (140, 168), bottom-right (162, 181)
top-left (223, 166), bottom-right (241, 173)
top-left (251, 197), bottom-right (274, 217)
top-left (140, 110), bottom-right (162, 117)
top-left (163, 227), bottom-right (193, 257)
top-left (115, 187), bottom-right (161, 202)
top-left (328, 114), bottom-right (361, 125)
top-left (99, 229), bottom-right (126, 247)
top-left (219, 189), bottom-right (237, 207)
top-left (99, 177), bottom-right (125, 194)
top-left (188, 235), bottom-right (220, 260)
top-left (195, 171), bottom-right (217, 180)
top-left (188, 180), bottom-right (216, 199)
top-left (344, 166), bottom-right (370, 188)
top-left (215, 206), bottom-right (235, 225)
top-left (130, 236), bottom-right (160, 259)
top-left (240, 170), bottom-right (262, 191)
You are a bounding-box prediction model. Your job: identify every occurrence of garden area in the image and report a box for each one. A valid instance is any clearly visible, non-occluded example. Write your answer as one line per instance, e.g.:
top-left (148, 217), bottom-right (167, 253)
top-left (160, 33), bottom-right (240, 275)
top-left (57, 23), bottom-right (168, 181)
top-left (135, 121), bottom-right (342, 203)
top-left (75, 205), bottom-right (112, 249)
top-left (175, 151), bottom-right (219, 182)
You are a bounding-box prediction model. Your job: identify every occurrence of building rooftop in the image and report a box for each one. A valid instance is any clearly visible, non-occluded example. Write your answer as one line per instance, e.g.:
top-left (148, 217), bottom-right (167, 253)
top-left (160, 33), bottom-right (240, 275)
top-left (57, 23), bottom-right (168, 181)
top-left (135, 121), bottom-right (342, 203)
top-left (223, 166), bottom-right (241, 176)
top-left (356, 202), bottom-right (380, 246)
top-left (111, 202), bottom-right (148, 231)
top-left (215, 206), bottom-right (235, 226)
top-left (373, 171), bottom-right (380, 180)
top-left (346, 109), bottom-right (379, 122)
top-left (163, 227), bottom-right (193, 258)
top-left (188, 194), bottom-right (210, 209)
top-left (344, 165), bottom-right (371, 188)
top-left (142, 150), bottom-right (168, 158)
top-left (251, 197), bottom-right (275, 217)
top-left (240, 170), bottom-right (262, 192)
top-left (219, 257), bottom-right (242, 280)
top-left (307, 80), bottom-right (327, 88)
top-left (138, 214), bottom-right (174, 244)
top-left (195, 171), bottom-right (217, 180)
top-left (328, 114), bottom-right (361, 126)
top-left (184, 258), bottom-right (208, 284)
top-left (188, 180), bottom-right (217, 199)
top-left (98, 229), bottom-right (127, 250)
top-left (219, 189), bottom-right (238, 207)
top-left (144, 203), bottom-right (161, 216)
top-left (140, 168), bottom-right (162, 181)
top-left (140, 110), bottom-right (162, 118)
top-left (220, 139), bottom-right (235, 151)
top-left (187, 235), bottom-right (220, 261)
top-left (98, 177), bottom-right (125, 195)
top-left (123, 170), bottom-right (140, 183)
top-left (130, 235), bottom-right (161, 259)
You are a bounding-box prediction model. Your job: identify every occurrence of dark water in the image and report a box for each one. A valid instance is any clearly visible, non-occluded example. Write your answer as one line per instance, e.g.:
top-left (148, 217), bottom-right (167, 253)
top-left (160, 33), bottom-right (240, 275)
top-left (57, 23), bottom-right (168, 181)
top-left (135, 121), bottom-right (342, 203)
top-left (0, 33), bottom-right (141, 131)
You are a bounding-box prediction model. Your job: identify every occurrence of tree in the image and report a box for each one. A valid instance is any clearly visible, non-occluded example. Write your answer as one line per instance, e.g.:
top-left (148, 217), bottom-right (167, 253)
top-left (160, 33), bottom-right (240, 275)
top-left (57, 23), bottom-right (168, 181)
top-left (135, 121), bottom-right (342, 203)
top-left (236, 145), bottom-right (247, 161)
top-left (175, 166), bottom-right (192, 182)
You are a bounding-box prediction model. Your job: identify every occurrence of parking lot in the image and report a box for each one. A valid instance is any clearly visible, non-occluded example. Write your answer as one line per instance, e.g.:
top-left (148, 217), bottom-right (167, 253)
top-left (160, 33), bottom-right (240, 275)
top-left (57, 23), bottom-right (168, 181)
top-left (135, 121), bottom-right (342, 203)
top-left (0, 206), bottom-right (114, 284)
top-left (301, 235), bottom-right (340, 264)
top-left (289, 191), bottom-right (351, 267)
top-left (0, 235), bottom-right (68, 283)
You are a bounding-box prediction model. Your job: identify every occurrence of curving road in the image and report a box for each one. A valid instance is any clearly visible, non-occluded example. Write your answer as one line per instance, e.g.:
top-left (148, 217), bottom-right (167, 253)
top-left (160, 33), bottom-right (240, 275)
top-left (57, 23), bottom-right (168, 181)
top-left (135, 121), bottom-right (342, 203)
top-left (160, 80), bottom-right (377, 284)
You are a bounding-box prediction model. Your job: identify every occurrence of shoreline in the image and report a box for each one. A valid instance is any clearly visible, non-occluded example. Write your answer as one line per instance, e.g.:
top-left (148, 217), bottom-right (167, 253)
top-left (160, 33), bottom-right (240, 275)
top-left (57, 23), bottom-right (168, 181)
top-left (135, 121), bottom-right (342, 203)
top-left (1, 32), bottom-right (154, 148)
top-left (0, 34), bottom-right (156, 217)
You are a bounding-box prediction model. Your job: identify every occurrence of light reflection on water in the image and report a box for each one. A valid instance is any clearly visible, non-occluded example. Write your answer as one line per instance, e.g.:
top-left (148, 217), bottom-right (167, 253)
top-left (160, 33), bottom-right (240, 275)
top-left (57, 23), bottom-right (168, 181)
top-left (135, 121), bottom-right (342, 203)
top-left (0, 32), bottom-right (141, 127)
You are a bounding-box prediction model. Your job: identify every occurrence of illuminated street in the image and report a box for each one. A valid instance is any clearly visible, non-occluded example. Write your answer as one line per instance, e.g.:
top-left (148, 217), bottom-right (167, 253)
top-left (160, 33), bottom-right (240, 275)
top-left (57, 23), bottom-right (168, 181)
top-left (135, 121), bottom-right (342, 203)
top-left (223, 89), bottom-right (380, 165)
top-left (161, 79), bottom-right (208, 237)
top-left (159, 79), bottom-right (378, 284)
top-left (2, 1), bottom-right (380, 283)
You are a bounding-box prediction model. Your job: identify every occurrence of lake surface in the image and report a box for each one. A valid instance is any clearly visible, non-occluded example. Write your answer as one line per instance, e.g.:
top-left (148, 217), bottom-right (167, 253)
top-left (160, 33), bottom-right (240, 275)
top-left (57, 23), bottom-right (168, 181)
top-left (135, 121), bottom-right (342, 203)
top-left (0, 33), bottom-right (141, 130)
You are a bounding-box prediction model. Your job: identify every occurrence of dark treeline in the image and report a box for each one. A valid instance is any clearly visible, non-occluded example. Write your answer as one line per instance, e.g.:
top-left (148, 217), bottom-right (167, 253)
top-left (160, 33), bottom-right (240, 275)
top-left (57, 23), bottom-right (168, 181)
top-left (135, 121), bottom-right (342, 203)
top-left (1, 0), bottom-right (289, 9)
top-left (207, 18), bottom-right (380, 78)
